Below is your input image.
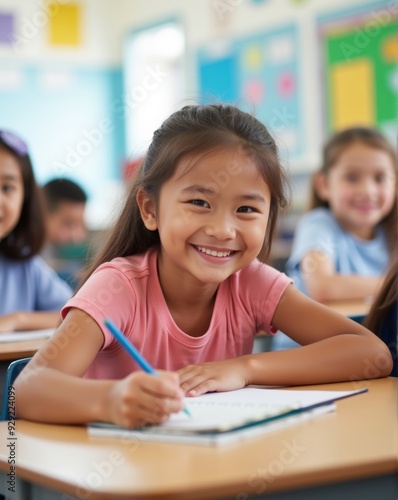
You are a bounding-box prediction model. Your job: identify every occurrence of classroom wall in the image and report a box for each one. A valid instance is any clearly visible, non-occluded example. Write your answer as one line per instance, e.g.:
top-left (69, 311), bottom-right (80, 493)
top-left (0, 0), bottom-right (125, 228)
top-left (0, 0), bottom-right (395, 227)
top-left (114, 0), bottom-right (395, 171)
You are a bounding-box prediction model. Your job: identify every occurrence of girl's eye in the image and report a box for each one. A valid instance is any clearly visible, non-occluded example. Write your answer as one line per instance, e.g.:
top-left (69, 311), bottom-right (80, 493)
top-left (237, 206), bottom-right (256, 213)
top-left (375, 174), bottom-right (386, 183)
top-left (1, 184), bottom-right (15, 193)
top-left (189, 199), bottom-right (210, 208)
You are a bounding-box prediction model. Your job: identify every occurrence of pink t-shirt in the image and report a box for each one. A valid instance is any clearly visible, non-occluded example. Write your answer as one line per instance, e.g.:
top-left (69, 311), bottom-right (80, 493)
top-left (62, 247), bottom-right (291, 379)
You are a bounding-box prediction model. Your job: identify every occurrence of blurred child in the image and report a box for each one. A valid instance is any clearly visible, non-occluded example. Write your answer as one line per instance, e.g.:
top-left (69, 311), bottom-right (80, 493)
top-left (0, 130), bottom-right (72, 332)
top-left (273, 127), bottom-right (397, 350)
top-left (42, 178), bottom-right (88, 288)
top-left (364, 252), bottom-right (397, 377)
top-left (42, 178), bottom-right (87, 249)
top-left (15, 106), bottom-right (391, 428)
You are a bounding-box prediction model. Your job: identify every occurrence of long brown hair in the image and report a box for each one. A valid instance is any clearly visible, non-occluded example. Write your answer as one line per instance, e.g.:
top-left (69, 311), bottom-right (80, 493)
top-left (309, 127), bottom-right (397, 254)
top-left (364, 251), bottom-right (397, 335)
top-left (0, 140), bottom-right (45, 260)
top-left (79, 104), bottom-right (289, 288)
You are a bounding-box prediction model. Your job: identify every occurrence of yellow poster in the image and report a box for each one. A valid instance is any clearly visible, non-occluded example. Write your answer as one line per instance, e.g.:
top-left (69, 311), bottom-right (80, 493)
top-left (330, 58), bottom-right (374, 130)
top-left (243, 46), bottom-right (263, 70)
top-left (49, 2), bottom-right (81, 46)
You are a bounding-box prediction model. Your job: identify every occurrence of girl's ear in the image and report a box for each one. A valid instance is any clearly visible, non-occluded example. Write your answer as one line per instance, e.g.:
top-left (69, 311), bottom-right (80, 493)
top-left (313, 172), bottom-right (329, 201)
top-left (136, 187), bottom-right (158, 231)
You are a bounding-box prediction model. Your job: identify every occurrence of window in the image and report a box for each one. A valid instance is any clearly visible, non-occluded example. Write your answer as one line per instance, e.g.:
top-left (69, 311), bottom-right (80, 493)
top-left (123, 20), bottom-right (185, 161)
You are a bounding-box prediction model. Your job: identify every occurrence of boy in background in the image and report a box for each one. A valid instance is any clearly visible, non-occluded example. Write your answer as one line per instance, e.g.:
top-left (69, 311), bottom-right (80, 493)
top-left (42, 178), bottom-right (88, 287)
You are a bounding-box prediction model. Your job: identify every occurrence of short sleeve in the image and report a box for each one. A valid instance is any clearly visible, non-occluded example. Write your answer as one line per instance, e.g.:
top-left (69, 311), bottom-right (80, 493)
top-left (235, 262), bottom-right (292, 335)
top-left (287, 208), bottom-right (339, 273)
top-left (31, 257), bottom-right (73, 311)
top-left (61, 264), bottom-right (137, 349)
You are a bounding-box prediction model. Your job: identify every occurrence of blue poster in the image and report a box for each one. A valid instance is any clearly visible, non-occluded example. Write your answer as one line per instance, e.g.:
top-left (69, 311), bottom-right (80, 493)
top-left (197, 24), bottom-right (303, 162)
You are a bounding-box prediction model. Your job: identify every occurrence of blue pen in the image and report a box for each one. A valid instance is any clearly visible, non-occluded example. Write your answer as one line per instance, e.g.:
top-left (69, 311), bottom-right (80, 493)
top-left (104, 318), bottom-right (191, 418)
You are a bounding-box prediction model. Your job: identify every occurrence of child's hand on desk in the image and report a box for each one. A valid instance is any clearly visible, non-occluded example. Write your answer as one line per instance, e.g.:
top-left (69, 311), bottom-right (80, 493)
top-left (105, 371), bottom-right (185, 428)
top-left (0, 313), bottom-right (18, 332)
top-left (178, 358), bottom-right (248, 397)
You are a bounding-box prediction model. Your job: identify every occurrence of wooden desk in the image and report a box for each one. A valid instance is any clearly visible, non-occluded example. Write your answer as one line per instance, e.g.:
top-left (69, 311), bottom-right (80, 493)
top-left (0, 339), bottom-right (46, 362)
top-left (0, 339), bottom-right (46, 413)
top-left (323, 299), bottom-right (371, 320)
top-left (0, 378), bottom-right (396, 500)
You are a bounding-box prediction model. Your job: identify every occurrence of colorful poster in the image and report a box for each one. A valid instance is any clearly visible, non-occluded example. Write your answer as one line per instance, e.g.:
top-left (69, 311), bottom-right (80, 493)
top-left (49, 2), bottom-right (81, 46)
top-left (318, 2), bottom-right (397, 137)
top-left (198, 25), bottom-right (303, 162)
top-left (330, 59), bottom-right (375, 129)
top-left (0, 12), bottom-right (14, 45)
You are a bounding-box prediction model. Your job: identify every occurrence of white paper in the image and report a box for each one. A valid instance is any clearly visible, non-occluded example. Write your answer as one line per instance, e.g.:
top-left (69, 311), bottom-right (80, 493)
top-left (0, 329), bottom-right (55, 343)
top-left (88, 386), bottom-right (366, 445)
top-left (89, 404), bottom-right (336, 446)
top-left (154, 387), bottom-right (365, 431)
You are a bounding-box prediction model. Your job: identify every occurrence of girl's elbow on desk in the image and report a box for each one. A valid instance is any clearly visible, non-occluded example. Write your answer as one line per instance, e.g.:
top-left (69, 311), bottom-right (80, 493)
top-left (351, 328), bottom-right (393, 379)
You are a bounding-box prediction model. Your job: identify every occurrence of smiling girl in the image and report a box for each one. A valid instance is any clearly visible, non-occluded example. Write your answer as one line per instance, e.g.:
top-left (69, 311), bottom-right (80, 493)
top-left (273, 127), bottom-right (397, 351)
top-left (0, 131), bottom-right (72, 332)
top-left (286, 127), bottom-right (397, 303)
top-left (15, 106), bottom-right (392, 428)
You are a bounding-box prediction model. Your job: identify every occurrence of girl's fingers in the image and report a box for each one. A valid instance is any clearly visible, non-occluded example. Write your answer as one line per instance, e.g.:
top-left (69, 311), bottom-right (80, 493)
top-left (179, 371), bottom-right (218, 396)
top-left (137, 371), bottom-right (185, 399)
top-left (115, 371), bottom-right (184, 427)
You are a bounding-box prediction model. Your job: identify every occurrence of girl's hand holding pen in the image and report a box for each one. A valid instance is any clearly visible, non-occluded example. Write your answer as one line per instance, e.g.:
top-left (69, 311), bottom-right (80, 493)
top-left (105, 371), bottom-right (185, 428)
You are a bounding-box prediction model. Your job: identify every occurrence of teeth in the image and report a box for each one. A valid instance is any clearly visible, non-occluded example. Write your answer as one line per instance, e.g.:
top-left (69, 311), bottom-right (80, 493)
top-left (196, 246), bottom-right (232, 257)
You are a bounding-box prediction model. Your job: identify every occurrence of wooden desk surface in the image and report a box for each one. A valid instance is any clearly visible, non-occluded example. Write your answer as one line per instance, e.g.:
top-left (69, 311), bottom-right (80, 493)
top-left (0, 378), bottom-right (396, 500)
top-left (323, 299), bottom-right (371, 319)
top-left (0, 338), bottom-right (46, 361)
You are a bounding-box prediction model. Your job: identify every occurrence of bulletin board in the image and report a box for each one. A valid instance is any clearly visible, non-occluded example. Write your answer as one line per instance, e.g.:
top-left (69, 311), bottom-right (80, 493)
top-left (198, 24), bottom-right (303, 163)
top-left (318, 1), bottom-right (397, 138)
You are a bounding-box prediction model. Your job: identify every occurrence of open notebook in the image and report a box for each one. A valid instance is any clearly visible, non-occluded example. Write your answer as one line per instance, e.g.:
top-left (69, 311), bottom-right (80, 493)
top-left (88, 386), bottom-right (367, 446)
top-left (0, 328), bottom-right (55, 343)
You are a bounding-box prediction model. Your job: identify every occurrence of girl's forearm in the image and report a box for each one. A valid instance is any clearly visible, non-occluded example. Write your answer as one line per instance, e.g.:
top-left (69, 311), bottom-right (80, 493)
top-left (14, 368), bottom-right (113, 424)
top-left (305, 274), bottom-right (384, 302)
top-left (244, 334), bottom-right (392, 386)
top-left (5, 311), bottom-right (62, 331)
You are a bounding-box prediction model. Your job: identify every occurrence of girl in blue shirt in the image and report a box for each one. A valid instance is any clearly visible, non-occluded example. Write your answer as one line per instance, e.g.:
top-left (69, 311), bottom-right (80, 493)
top-left (0, 130), bottom-right (72, 332)
top-left (274, 127), bottom-right (397, 350)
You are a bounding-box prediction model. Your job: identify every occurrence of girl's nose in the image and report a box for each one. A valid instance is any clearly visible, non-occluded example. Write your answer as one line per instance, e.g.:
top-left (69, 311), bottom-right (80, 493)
top-left (360, 178), bottom-right (378, 197)
top-left (204, 213), bottom-right (236, 240)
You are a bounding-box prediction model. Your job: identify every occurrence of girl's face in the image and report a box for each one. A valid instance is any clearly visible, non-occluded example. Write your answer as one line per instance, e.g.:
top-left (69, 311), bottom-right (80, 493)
top-left (0, 149), bottom-right (24, 240)
top-left (139, 146), bottom-right (271, 288)
top-left (316, 142), bottom-right (396, 240)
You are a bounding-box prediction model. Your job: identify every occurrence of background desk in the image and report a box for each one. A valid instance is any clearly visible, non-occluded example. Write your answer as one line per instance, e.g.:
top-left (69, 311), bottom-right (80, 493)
top-left (0, 339), bottom-right (45, 363)
top-left (0, 339), bottom-right (46, 412)
top-left (324, 299), bottom-right (371, 322)
top-left (0, 378), bottom-right (396, 500)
